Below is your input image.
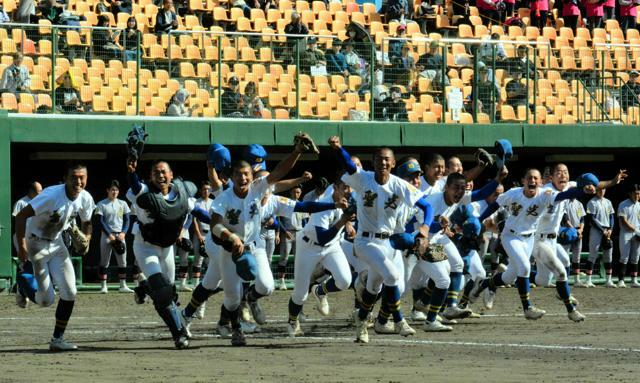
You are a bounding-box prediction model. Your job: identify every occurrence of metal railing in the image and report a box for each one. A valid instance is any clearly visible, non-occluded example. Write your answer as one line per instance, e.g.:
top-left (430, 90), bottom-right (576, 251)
top-left (0, 22), bottom-right (630, 125)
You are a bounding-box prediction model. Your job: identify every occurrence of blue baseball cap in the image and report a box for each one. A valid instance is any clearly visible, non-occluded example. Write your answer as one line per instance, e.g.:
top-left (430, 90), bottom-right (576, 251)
top-left (462, 217), bottom-right (482, 238)
top-left (397, 160), bottom-right (423, 179)
top-left (494, 139), bottom-right (513, 169)
top-left (207, 143), bottom-right (231, 172)
top-left (233, 251), bottom-right (258, 281)
top-left (243, 144), bottom-right (268, 171)
top-left (389, 233), bottom-right (416, 251)
top-left (576, 173), bottom-right (599, 188)
top-left (558, 227), bottom-right (579, 245)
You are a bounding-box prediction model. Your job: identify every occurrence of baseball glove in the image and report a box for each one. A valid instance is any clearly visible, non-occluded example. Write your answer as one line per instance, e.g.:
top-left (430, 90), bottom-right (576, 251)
top-left (111, 239), bottom-right (126, 255)
top-left (70, 224), bottom-right (90, 255)
top-left (127, 124), bottom-right (148, 161)
top-left (293, 132), bottom-right (319, 154)
top-left (475, 148), bottom-right (494, 167)
top-left (199, 243), bottom-right (207, 257)
top-left (601, 237), bottom-right (613, 250)
top-left (417, 243), bottom-right (448, 263)
top-left (177, 237), bottom-right (194, 253)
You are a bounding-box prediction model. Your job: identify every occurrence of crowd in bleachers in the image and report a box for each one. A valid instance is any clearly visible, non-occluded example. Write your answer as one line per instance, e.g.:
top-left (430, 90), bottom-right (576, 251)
top-left (0, 0), bottom-right (640, 122)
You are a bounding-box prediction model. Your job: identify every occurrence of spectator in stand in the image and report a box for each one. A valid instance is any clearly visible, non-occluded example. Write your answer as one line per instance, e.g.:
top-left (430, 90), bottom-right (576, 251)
top-left (392, 44), bottom-right (415, 87)
top-left (220, 76), bottom-right (244, 117)
top-left (37, 0), bottom-right (65, 25)
top-left (474, 62), bottom-right (500, 118)
top-left (0, 4), bottom-right (10, 22)
top-left (284, 12), bottom-right (308, 63)
top-left (95, 0), bottom-right (110, 13)
top-left (505, 70), bottom-right (528, 110)
top-left (344, 42), bottom-right (365, 76)
top-left (389, 25), bottom-right (407, 59)
top-left (93, 14), bottom-right (122, 59)
top-left (232, 0), bottom-right (252, 18)
top-left (0, 53), bottom-right (31, 95)
top-left (603, 0), bottom-right (615, 19)
top-left (621, 70), bottom-right (640, 111)
top-left (530, 0), bottom-right (549, 31)
top-left (386, 0), bottom-right (410, 22)
top-left (583, 0), bottom-right (604, 30)
top-left (504, 0), bottom-right (516, 19)
top-left (16, 0), bottom-right (36, 23)
top-left (504, 45), bottom-right (535, 77)
top-left (155, 0), bottom-right (179, 34)
top-left (619, 0), bottom-right (637, 33)
top-left (416, 40), bottom-right (449, 89)
top-left (122, 16), bottom-right (141, 62)
top-left (326, 39), bottom-right (349, 76)
top-left (300, 37), bottom-right (326, 75)
top-left (384, 86), bottom-right (409, 121)
top-left (243, 81), bottom-right (265, 118)
top-left (562, 0), bottom-right (581, 33)
top-left (55, 72), bottom-right (84, 113)
top-left (108, 0), bottom-right (132, 14)
top-left (167, 89), bottom-right (199, 116)
top-left (476, 0), bottom-right (501, 26)
top-left (477, 33), bottom-right (507, 63)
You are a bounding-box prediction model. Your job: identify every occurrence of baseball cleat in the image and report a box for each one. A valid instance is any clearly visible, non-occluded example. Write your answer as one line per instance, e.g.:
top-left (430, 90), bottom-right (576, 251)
top-left (618, 280), bottom-right (627, 288)
top-left (195, 302), bottom-right (206, 320)
top-left (568, 310), bottom-right (586, 322)
top-left (311, 285), bottom-right (330, 316)
top-left (469, 280), bottom-right (486, 303)
top-left (374, 319), bottom-right (395, 334)
top-left (631, 281), bottom-right (640, 288)
top-left (277, 278), bottom-right (288, 291)
top-left (287, 320), bottom-right (303, 338)
top-left (99, 285), bottom-right (108, 294)
top-left (118, 286), bottom-right (134, 293)
top-left (298, 311), bottom-right (307, 323)
top-left (423, 320), bottom-right (453, 332)
top-left (483, 289), bottom-right (496, 310)
top-left (240, 321), bottom-right (260, 334)
top-left (467, 310), bottom-right (481, 319)
top-left (231, 328), bottom-right (247, 346)
top-left (410, 309), bottom-right (427, 321)
top-left (49, 337), bottom-right (78, 352)
top-left (394, 319), bottom-right (416, 337)
top-left (180, 310), bottom-right (193, 339)
top-left (585, 281), bottom-right (596, 288)
top-left (15, 291), bottom-right (28, 309)
top-left (412, 300), bottom-right (428, 313)
top-left (496, 264), bottom-right (508, 273)
top-left (437, 315), bottom-right (458, 325)
top-left (605, 280), bottom-right (617, 288)
top-left (217, 323), bottom-right (232, 339)
top-left (354, 316), bottom-right (369, 343)
top-left (524, 306), bottom-right (546, 320)
top-left (174, 331), bottom-right (190, 349)
top-left (133, 286), bottom-right (147, 304)
top-left (574, 280), bottom-right (587, 288)
top-left (239, 301), bottom-right (251, 322)
top-left (442, 306), bottom-right (472, 320)
top-left (249, 301), bottom-right (266, 325)
top-left (554, 292), bottom-right (579, 306)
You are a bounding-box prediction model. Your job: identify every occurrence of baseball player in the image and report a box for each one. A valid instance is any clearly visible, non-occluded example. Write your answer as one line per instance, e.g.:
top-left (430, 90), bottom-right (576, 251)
top-left (285, 179), bottom-right (353, 336)
top-left (14, 163), bottom-right (95, 351)
top-left (564, 198), bottom-right (586, 286)
top-left (617, 184), bottom-right (640, 287)
top-left (276, 185), bottom-right (306, 290)
top-left (208, 134), bottom-right (315, 346)
top-left (12, 181), bottom-right (43, 251)
top-left (329, 136), bottom-right (436, 343)
top-left (192, 181), bottom-right (214, 289)
top-left (95, 180), bottom-right (132, 293)
top-left (126, 158), bottom-right (211, 349)
top-left (586, 188), bottom-right (616, 287)
top-left (472, 169), bottom-right (597, 321)
top-left (419, 153), bottom-right (446, 194)
top-left (175, 214), bottom-right (194, 292)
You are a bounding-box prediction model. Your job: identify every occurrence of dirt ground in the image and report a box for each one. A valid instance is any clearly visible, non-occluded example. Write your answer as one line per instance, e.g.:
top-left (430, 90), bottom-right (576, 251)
top-left (1, 286), bottom-right (640, 382)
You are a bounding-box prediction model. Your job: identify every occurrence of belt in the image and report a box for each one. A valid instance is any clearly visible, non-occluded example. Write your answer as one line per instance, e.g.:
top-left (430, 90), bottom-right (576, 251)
top-left (538, 233), bottom-right (557, 239)
top-left (30, 234), bottom-right (53, 241)
top-left (509, 230), bottom-right (532, 238)
top-left (302, 235), bottom-right (329, 247)
top-left (361, 231), bottom-right (391, 239)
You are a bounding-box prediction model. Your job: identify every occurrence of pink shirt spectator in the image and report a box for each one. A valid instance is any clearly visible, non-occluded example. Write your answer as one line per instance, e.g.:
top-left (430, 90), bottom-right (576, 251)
top-left (562, 0), bottom-right (581, 16)
top-left (504, 0), bottom-right (516, 4)
top-left (619, 0), bottom-right (637, 16)
top-left (477, 0), bottom-right (497, 11)
top-left (604, 0), bottom-right (615, 7)
top-left (583, 0), bottom-right (604, 16)
top-left (531, 0), bottom-right (549, 11)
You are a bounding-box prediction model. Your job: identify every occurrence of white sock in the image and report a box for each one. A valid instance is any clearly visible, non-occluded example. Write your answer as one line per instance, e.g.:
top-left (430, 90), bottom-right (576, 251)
top-left (194, 278), bottom-right (200, 286)
top-left (606, 275), bottom-right (612, 283)
top-left (120, 280), bottom-right (127, 288)
top-left (587, 274), bottom-right (592, 283)
top-left (101, 280), bottom-right (107, 288)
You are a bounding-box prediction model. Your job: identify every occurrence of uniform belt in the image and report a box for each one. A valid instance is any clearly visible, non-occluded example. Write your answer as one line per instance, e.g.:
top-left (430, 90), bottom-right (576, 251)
top-left (538, 233), bottom-right (557, 239)
top-left (361, 231), bottom-right (391, 239)
top-left (509, 230), bottom-right (532, 238)
top-left (302, 235), bottom-right (329, 247)
top-left (30, 233), bottom-right (53, 241)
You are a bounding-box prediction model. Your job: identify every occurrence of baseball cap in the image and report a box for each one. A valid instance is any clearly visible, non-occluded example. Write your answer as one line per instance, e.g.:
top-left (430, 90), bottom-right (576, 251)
top-left (462, 217), bottom-right (482, 238)
top-left (630, 70), bottom-right (639, 77)
top-left (243, 144), bottom-right (268, 171)
top-left (207, 143), bottom-right (231, 172)
top-left (228, 76), bottom-right (239, 85)
top-left (478, 62), bottom-right (488, 72)
top-left (307, 36), bottom-right (317, 44)
top-left (429, 40), bottom-right (439, 49)
top-left (333, 38), bottom-right (343, 45)
top-left (397, 159), bottom-right (423, 179)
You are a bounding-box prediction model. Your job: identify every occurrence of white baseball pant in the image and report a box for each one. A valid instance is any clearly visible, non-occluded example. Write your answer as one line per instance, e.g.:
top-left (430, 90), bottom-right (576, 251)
top-left (354, 236), bottom-right (400, 295)
top-left (500, 232), bottom-right (535, 284)
top-left (218, 244), bottom-right (272, 311)
top-left (588, 227), bottom-right (612, 263)
top-left (201, 235), bottom-right (222, 290)
top-left (27, 236), bottom-right (77, 306)
top-left (99, 232), bottom-right (126, 269)
top-left (278, 233), bottom-right (297, 268)
top-left (291, 234), bottom-right (351, 305)
top-left (619, 231), bottom-right (640, 265)
top-left (192, 233), bottom-right (208, 270)
top-left (133, 234), bottom-right (176, 284)
top-left (533, 237), bottom-right (568, 286)
top-left (467, 250), bottom-right (487, 281)
top-left (431, 232), bottom-right (464, 273)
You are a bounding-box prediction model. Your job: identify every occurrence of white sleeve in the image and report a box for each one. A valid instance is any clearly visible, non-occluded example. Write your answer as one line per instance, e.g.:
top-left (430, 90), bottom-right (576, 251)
top-left (126, 183), bottom-right (149, 203)
top-left (341, 168), bottom-right (366, 193)
top-left (461, 190), bottom-right (473, 205)
top-left (586, 200), bottom-right (596, 215)
top-left (95, 202), bottom-right (104, 216)
top-left (496, 189), bottom-right (511, 207)
top-left (272, 196), bottom-right (297, 217)
top-left (28, 188), bottom-right (56, 216)
top-left (250, 176), bottom-right (270, 198)
top-left (79, 193), bottom-right (96, 222)
top-left (123, 200), bottom-right (131, 214)
top-left (12, 201), bottom-right (25, 217)
top-left (394, 177), bottom-right (423, 206)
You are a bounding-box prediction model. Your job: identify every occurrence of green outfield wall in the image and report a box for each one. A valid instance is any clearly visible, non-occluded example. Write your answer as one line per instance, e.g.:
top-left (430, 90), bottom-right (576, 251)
top-left (1, 113), bottom-right (639, 286)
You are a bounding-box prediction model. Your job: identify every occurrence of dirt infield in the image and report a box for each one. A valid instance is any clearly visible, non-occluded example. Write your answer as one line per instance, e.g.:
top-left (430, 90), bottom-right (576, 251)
top-left (1, 287), bottom-right (640, 382)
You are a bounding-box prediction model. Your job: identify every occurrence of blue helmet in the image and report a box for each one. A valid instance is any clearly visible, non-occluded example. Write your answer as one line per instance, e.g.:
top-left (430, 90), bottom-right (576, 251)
top-left (494, 139), bottom-right (513, 169)
top-left (558, 227), bottom-right (579, 245)
top-left (243, 144), bottom-right (268, 171)
top-left (206, 143), bottom-right (231, 172)
top-left (462, 217), bottom-right (482, 238)
top-left (576, 173), bottom-right (599, 189)
top-left (389, 233), bottom-right (416, 251)
top-left (233, 251), bottom-right (258, 281)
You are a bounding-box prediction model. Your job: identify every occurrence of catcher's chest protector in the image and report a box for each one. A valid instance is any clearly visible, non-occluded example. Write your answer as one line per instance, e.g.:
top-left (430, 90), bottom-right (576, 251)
top-left (137, 179), bottom-right (190, 247)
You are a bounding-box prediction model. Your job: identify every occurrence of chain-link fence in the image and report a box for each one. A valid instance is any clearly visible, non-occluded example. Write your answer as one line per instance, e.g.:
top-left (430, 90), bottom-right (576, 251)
top-left (1, 22), bottom-right (637, 124)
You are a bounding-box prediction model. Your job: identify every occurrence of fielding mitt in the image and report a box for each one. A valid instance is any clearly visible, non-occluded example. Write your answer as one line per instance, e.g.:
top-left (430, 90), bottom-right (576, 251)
top-left (475, 148), bottom-right (494, 167)
top-left (293, 132), bottom-right (319, 154)
top-left (70, 224), bottom-right (90, 255)
top-left (111, 239), bottom-right (126, 255)
top-left (417, 243), bottom-right (447, 263)
top-left (127, 124), bottom-right (148, 160)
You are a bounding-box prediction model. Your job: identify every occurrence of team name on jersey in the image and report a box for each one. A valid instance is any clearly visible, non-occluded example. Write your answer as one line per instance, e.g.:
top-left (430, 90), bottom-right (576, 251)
top-left (384, 194), bottom-right (399, 210)
top-left (49, 209), bottom-right (62, 223)
top-left (510, 202), bottom-right (523, 216)
top-left (226, 209), bottom-right (241, 225)
top-left (363, 191), bottom-right (378, 207)
top-left (526, 204), bottom-right (540, 216)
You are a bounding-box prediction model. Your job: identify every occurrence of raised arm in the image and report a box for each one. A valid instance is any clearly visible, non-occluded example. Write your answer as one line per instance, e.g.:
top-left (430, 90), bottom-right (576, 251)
top-left (266, 134), bottom-right (315, 185)
top-left (328, 136), bottom-right (357, 175)
top-left (127, 158), bottom-right (142, 195)
top-left (598, 169), bottom-right (627, 190)
top-left (471, 167), bottom-right (508, 202)
top-left (274, 171), bottom-right (313, 193)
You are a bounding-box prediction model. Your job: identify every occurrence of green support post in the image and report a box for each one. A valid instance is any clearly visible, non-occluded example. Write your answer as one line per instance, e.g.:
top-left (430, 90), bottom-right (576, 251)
top-left (0, 111), bottom-right (12, 288)
top-left (136, 30), bottom-right (141, 115)
top-left (51, 27), bottom-right (57, 114)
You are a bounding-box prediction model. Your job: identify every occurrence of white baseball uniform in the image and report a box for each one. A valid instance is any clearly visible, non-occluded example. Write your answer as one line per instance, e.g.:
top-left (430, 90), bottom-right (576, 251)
top-left (12, 195), bottom-right (31, 251)
top-left (564, 198), bottom-right (586, 264)
top-left (341, 169), bottom-right (423, 294)
top-left (586, 196), bottom-right (614, 264)
top-left (26, 185), bottom-right (95, 306)
top-left (617, 198), bottom-right (640, 265)
top-left (193, 197), bottom-right (214, 269)
top-left (95, 197), bottom-right (131, 270)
